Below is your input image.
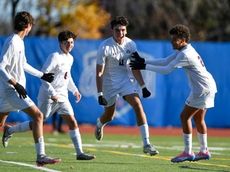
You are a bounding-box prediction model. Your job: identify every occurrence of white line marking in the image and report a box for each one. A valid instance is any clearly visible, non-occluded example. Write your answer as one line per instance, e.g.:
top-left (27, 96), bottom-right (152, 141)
top-left (0, 159), bottom-right (61, 172)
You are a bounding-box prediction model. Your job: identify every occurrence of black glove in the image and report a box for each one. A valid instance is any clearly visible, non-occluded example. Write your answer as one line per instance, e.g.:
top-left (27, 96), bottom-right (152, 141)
top-left (131, 52), bottom-right (145, 63)
top-left (129, 60), bottom-right (146, 70)
top-left (14, 83), bottom-right (27, 99)
top-left (142, 87), bottom-right (151, 98)
top-left (41, 73), bottom-right (54, 83)
top-left (98, 95), bottom-right (108, 106)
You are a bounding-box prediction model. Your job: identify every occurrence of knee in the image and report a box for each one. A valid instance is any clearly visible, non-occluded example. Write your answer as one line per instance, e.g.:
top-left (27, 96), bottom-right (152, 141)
top-left (34, 111), bottom-right (44, 123)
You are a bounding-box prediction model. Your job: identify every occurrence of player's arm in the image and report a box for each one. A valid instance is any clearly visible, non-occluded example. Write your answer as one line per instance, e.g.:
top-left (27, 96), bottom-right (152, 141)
top-left (96, 64), bottom-right (107, 105)
top-left (145, 53), bottom-right (177, 66)
top-left (96, 64), bottom-right (104, 93)
top-left (68, 73), bottom-right (81, 103)
top-left (40, 55), bottom-right (57, 99)
top-left (0, 44), bottom-right (15, 83)
top-left (132, 70), bottom-right (151, 98)
top-left (8, 78), bottom-right (27, 99)
top-left (130, 51), bottom-right (151, 98)
top-left (24, 63), bottom-right (54, 83)
top-left (0, 46), bottom-right (27, 99)
top-left (131, 54), bottom-right (182, 74)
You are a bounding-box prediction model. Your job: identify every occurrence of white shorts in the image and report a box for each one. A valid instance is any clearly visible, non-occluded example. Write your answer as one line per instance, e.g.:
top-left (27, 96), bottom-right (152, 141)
top-left (38, 100), bottom-right (74, 120)
top-left (103, 79), bottom-right (139, 107)
top-left (185, 91), bottom-right (216, 109)
top-left (0, 88), bottom-right (35, 112)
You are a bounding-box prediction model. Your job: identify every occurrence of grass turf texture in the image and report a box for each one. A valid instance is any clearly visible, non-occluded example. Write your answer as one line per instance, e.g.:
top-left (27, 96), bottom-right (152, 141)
top-left (0, 132), bottom-right (229, 172)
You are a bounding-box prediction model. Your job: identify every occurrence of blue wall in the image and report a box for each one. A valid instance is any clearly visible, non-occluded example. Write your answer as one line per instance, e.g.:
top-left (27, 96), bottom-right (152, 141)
top-left (0, 36), bottom-right (229, 128)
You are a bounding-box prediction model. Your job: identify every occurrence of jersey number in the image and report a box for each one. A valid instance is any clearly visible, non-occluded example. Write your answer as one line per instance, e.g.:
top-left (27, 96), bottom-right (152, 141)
top-left (119, 59), bottom-right (124, 66)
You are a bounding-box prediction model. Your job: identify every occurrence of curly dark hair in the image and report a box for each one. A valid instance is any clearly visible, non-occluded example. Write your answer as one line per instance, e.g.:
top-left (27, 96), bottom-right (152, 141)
top-left (110, 16), bottom-right (129, 29)
top-left (14, 11), bottom-right (34, 31)
top-left (58, 30), bottom-right (77, 42)
top-left (169, 24), bottom-right (190, 42)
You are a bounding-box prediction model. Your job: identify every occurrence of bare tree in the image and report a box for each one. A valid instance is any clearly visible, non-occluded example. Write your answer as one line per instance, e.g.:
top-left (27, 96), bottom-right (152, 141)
top-left (99, 0), bottom-right (230, 41)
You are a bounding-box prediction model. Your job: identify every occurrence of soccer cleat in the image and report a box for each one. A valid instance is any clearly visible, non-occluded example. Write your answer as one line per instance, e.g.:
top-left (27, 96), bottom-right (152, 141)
top-left (143, 144), bottom-right (159, 156)
top-left (77, 153), bottom-right (96, 160)
top-left (95, 119), bottom-right (104, 141)
top-left (36, 155), bottom-right (61, 166)
top-left (193, 151), bottom-right (211, 161)
top-left (171, 151), bottom-right (195, 163)
top-left (2, 125), bottom-right (13, 148)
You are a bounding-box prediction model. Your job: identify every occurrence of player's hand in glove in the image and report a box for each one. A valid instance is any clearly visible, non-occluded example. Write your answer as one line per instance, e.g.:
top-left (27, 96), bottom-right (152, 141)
top-left (98, 95), bottom-right (108, 106)
top-left (41, 73), bottom-right (54, 83)
top-left (129, 60), bottom-right (146, 70)
top-left (131, 52), bottom-right (145, 63)
top-left (142, 87), bottom-right (151, 98)
top-left (14, 83), bottom-right (27, 99)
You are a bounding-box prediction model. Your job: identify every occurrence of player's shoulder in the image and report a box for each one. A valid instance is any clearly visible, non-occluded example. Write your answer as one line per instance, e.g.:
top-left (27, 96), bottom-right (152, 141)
top-left (49, 52), bottom-right (59, 57)
top-left (9, 34), bottom-right (20, 45)
top-left (181, 44), bottom-right (198, 56)
top-left (177, 44), bottom-right (198, 61)
top-left (98, 37), bottom-right (114, 50)
top-left (124, 37), bottom-right (133, 42)
top-left (47, 52), bottom-right (60, 61)
top-left (100, 37), bottom-right (113, 46)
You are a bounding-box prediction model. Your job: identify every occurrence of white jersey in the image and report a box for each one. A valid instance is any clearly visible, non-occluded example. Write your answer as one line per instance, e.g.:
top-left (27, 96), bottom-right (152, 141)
top-left (146, 44), bottom-right (217, 96)
top-left (97, 37), bottom-right (137, 89)
top-left (0, 34), bottom-right (43, 91)
top-left (37, 51), bottom-right (78, 102)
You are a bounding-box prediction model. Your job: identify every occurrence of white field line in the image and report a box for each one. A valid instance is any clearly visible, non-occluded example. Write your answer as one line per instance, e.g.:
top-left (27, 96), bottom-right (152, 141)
top-left (46, 142), bottom-right (230, 169)
top-left (46, 141), bottom-right (230, 152)
top-left (0, 159), bottom-right (61, 172)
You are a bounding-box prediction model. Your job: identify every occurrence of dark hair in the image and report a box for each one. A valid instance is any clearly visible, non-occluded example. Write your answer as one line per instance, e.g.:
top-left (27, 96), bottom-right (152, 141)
top-left (14, 11), bottom-right (34, 31)
top-left (169, 24), bottom-right (190, 42)
top-left (58, 30), bottom-right (77, 42)
top-left (110, 16), bottom-right (129, 29)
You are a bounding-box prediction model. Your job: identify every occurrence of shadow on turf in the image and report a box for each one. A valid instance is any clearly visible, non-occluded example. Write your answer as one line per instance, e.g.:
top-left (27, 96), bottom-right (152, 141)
top-left (180, 165), bottom-right (229, 172)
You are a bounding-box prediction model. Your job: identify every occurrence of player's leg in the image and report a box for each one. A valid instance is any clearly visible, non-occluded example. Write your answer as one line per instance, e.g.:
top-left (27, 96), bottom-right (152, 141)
top-left (57, 115), bottom-right (64, 133)
top-left (124, 93), bottom-right (159, 156)
top-left (23, 105), bottom-right (61, 166)
top-left (95, 103), bottom-right (116, 141)
top-left (1, 93), bottom-right (33, 148)
top-left (51, 112), bottom-right (58, 134)
top-left (1, 113), bottom-right (11, 148)
top-left (193, 109), bottom-right (211, 161)
top-left (171, 105), bottom-right (197, 163)
top-left (61, 113), bottom-right (95, 160)
top-left (0, 113), bottom-right (8, 127)
top-left (6, 100), bottom-right (55, 138)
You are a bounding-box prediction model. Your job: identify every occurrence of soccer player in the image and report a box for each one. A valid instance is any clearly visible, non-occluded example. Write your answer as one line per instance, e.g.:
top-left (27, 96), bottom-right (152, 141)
top-left (95, 16), bottom-right (159, 156)
top-left (3, 30), bottom-right (96, 160)
top-left (0, 11), bottom-right (61, 166)
top-left (130, 24), bottom-right (217, 162)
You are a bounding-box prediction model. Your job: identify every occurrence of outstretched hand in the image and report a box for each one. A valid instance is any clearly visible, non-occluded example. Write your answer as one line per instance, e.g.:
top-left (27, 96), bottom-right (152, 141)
top-left (131, 52), bottom-right (145, 63)
top-left (130, 52), bottom-right (146, 70)
top-left (41, 73), bottom-right (54, 83)
top-left (129, 60), bottom-right (146, 70)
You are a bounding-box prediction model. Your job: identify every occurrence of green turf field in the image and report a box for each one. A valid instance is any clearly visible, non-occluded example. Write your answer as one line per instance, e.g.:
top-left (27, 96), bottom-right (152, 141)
top-left (0, 132), bottom-right (229, 172)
